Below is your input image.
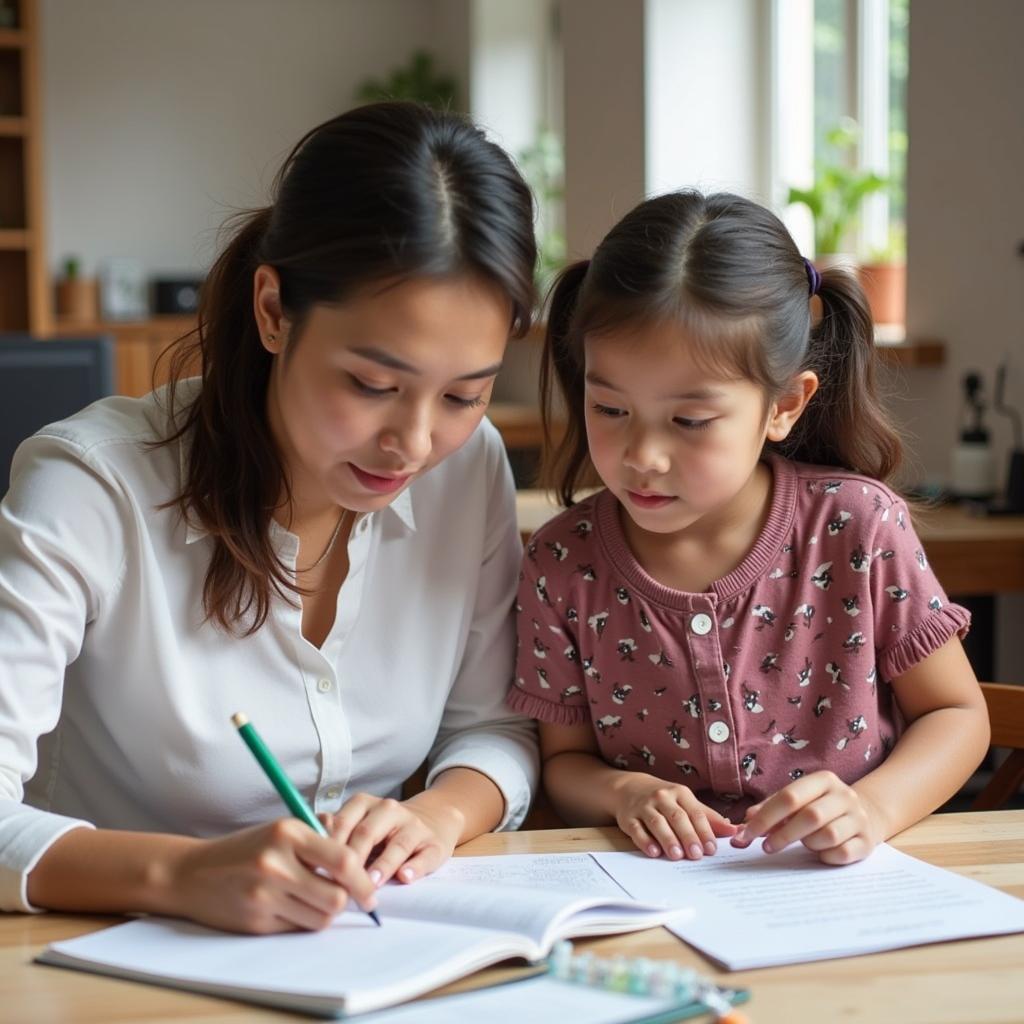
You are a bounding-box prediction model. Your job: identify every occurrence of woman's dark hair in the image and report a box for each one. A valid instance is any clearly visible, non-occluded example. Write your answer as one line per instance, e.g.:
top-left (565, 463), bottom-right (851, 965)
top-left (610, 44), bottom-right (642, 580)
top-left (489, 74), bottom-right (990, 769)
top-left (159, 101), bottom-right (537, 634)
top-left (540, 190), bottom-right (901, 506)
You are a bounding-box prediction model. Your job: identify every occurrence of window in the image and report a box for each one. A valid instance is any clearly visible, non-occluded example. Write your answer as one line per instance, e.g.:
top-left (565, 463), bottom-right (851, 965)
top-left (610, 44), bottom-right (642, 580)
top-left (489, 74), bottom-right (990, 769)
top-left (772, 0), bottom-right (908, 264)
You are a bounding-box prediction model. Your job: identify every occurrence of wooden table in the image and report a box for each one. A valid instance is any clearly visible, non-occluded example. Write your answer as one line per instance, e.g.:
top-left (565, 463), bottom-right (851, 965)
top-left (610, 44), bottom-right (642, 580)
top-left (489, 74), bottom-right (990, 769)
top-left (516, 491), bottom-right (1024, 597)
top-left (1, 811), bottom-right (1021, 1022)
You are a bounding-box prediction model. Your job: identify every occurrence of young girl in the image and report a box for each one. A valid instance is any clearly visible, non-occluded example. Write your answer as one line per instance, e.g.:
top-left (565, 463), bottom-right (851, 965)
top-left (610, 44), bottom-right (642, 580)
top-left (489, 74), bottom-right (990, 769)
top-left (507, 191), bottom-right (989, 866)
top-left (0, 102), bottom-right (539, 931)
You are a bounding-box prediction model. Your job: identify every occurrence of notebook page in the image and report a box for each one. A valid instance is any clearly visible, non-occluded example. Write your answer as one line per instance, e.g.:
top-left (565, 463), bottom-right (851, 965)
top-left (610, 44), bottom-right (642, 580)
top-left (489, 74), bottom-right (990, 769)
top-left (594, 841), bottom-right (1024, 969)
top-left (377, 875), bottom-right (636, 947)
top-left (40, 912), bottom-right (522, 1015)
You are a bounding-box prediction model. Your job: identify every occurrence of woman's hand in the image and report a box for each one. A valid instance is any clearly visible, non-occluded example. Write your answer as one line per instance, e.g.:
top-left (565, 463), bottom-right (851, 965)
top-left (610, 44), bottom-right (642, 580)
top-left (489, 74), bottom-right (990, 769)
top-left (613, 774), bottom-right (738, 860)
top-left (322, 792), bottom-right (463, 888)
top-left (731, 770), bottom-right (886, 865)
top-left (170, 818), bottom-right (379, 934)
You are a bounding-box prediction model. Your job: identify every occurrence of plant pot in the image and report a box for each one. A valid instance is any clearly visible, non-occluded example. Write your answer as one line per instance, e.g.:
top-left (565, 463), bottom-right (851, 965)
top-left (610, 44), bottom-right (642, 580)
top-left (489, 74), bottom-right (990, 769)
top-left (856, 261), bottom-right (906, 326)
top-left (56, 277), bottom-right (100, 324)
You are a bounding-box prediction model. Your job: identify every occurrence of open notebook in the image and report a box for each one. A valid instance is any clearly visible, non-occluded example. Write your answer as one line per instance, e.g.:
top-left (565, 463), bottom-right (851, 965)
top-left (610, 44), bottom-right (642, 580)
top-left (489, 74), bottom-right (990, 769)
top-left (37, 854), bottom-right (688, 1017)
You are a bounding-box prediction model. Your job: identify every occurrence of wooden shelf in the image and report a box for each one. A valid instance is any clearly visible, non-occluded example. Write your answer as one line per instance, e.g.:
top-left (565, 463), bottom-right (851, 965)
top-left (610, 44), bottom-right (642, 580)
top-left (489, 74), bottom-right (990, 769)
top-left (875, 339), bottom-right (945, 368)
top-left (0, 228), bottom-right (28, 249)
top-left (0, 115), bottom-right (25, 136)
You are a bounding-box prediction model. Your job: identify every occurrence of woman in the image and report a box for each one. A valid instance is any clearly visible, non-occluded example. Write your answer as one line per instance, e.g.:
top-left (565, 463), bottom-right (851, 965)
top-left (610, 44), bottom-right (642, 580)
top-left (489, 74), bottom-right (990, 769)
top-left (0, 102), bottom-right (538, 933)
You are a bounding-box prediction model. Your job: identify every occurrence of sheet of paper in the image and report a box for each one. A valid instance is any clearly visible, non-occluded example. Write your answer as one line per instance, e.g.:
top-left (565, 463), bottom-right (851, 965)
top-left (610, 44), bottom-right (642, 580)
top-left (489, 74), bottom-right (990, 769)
top-left (354, 974), bottom-right (692, 1024)
top-left (594, 841), bottom-right (1024, 969)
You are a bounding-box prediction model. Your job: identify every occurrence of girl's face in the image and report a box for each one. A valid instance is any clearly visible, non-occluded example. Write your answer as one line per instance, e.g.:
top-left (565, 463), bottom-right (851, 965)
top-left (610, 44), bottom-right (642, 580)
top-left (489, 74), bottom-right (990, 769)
top-left (258, 272), bottom-right (511, 516)
top-left (583, 320), bottom-right (811, 538)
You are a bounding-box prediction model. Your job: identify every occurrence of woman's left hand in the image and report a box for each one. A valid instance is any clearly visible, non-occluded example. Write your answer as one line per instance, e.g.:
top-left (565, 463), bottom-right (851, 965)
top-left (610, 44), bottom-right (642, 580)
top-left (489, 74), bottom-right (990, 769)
top-left (321, 793), bottom-right (463, 888)
top-left (730, 771), bottom-right (886, 865)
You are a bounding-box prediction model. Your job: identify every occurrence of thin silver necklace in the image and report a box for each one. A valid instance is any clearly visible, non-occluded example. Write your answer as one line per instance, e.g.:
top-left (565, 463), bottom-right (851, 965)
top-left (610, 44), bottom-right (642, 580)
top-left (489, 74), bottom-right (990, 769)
top-left (297, 508), bottom-right (351, 573)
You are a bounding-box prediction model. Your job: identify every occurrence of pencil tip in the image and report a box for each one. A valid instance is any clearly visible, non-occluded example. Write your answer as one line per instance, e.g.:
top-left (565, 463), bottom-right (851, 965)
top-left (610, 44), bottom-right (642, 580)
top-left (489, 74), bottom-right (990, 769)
top-left (231, 712), bottom-right (249, 728)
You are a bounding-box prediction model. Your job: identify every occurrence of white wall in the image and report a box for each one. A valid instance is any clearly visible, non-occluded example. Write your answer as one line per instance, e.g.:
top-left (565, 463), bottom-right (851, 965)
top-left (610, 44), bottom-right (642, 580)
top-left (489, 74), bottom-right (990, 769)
top-left (469, 0), bottom-right (552, 157)
top-left (645, 0), bottom-right (767, 201)
top-left (40, 0), bottom-right (456, 278)
top-left (560, 0), bottom-right (646, 258)
top-left (900, 0), bottom-right (1024, 680)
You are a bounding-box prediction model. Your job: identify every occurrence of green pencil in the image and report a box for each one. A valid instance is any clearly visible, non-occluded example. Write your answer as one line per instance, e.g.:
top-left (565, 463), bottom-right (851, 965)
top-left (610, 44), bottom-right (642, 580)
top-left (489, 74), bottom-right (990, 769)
top-left (231, 711), bottom-right (382, 926)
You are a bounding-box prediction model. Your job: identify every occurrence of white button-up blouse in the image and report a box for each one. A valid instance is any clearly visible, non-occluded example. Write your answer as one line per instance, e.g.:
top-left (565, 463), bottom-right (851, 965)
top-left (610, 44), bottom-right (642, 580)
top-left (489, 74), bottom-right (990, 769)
top-left (0, 384), bottom-right (538, 911)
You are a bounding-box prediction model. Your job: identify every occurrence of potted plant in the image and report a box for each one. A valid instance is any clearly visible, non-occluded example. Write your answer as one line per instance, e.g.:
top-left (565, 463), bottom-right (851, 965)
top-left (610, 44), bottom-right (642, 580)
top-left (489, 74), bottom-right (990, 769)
top-left (857, 224), bottom-right (906, 326)
top-left (517, 128), bottom-right (566, 303)
top-left (355, 51), bottom-right (459, 110)
top-left (55, 256), bottom-right (99, 324)
top-left (786, 118), bottom-right (887, 270)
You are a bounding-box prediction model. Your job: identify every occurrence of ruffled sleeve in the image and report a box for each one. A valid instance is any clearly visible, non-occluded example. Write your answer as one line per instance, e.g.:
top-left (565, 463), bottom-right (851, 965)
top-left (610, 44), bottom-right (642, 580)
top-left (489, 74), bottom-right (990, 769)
top-left (872, 498), bottom-right (971, 680)
top-left (505, 522), bottom-right (590, 727)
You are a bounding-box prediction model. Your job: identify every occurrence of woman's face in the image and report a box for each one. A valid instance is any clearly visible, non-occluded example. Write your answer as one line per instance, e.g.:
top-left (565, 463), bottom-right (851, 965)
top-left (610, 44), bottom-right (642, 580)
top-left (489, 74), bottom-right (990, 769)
top-left (259, 272), bottom-right (511, 515)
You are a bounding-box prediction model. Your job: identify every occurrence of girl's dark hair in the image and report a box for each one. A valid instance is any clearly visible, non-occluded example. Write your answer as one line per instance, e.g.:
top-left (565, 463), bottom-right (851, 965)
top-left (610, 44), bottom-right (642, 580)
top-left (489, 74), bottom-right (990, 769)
top-left (541, 190), bottom-right (901, 506)
top-left (159, 101), bottom-right (537, 634)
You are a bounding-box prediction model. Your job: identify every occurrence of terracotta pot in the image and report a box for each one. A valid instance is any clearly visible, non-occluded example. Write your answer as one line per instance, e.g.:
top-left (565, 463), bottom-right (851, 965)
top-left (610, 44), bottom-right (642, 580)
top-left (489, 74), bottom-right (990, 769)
top-left (55, 277), bottom-right (100, 323)
top-left (857, 262), bottom-right (906, 326)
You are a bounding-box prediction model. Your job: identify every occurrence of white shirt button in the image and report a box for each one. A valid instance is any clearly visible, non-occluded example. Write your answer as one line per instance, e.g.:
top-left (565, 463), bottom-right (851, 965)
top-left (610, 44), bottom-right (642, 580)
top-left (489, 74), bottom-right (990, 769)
top-left (326, 787), bottom-right (340, 800)
top-left (708, 720), bottom-right (730, 743)
top-left (316, 678), bottom-right (332, 693)
top-left (691, 613), bottom-right (713, 636)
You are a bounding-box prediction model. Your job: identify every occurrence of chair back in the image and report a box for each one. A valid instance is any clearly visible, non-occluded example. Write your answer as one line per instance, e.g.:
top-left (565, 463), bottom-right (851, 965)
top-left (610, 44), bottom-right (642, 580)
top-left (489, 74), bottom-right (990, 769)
top-left (972, 682), bottom-right (1024, 811)
top-left (0, 335), bottom-right (115, 491)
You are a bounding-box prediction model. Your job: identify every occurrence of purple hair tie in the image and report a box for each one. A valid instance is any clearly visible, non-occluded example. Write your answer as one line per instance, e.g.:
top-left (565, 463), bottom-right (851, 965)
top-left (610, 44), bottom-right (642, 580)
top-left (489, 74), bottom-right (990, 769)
top-left (803, 258), bottom-right (821, 297)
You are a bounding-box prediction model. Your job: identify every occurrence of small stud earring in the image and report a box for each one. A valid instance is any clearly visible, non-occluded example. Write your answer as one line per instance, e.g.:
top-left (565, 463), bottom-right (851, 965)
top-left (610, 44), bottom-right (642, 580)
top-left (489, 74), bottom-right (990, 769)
top-left (267, 333), bottom-right (276, 342)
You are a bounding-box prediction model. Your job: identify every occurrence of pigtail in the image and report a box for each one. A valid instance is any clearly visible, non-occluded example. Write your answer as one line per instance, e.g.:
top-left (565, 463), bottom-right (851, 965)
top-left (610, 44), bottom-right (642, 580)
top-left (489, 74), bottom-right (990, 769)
top-left (539, 260), bottom-right (592, 506)
top-left (780, 267), bottom-right (903, 483)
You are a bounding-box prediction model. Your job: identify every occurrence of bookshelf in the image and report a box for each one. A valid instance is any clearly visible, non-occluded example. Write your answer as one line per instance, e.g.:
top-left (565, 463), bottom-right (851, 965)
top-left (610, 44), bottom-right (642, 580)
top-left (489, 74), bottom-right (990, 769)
top-left (0, 0), bottom-right (48, 334)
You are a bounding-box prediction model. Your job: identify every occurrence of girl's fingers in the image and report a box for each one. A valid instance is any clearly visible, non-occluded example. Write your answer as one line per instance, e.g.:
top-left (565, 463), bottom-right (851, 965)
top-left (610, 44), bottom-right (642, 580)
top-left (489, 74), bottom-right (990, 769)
top-left (682, 809), bottom-right (718, 856)
top-left (733, 772), bottom-right (834, 846)
top-left (799, 811), bottom-right (862, 854)
top-left (624, 818), bottom-right (661, 858)
top-left (762, 793), bottom-right (848, 853)
top-left (818, 833), bottom-right (873, 866)
top-left (711, 816), bottom-right (740, 839)
top-left (653, 809), bottom-right (700, 860)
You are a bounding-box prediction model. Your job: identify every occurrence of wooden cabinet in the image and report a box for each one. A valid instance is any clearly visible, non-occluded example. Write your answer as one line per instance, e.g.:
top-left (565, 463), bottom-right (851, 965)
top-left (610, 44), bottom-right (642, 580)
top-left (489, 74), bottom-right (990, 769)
top-left (0, 0), bottom-right (48, 334)
top-left (56, 316), bottom-right (198, 396)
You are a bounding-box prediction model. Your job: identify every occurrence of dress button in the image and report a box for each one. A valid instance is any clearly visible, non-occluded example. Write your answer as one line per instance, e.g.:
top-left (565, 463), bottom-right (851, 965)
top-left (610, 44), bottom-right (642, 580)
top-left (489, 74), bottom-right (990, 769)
top-left (317, 678), bottom-right (333, 693)
top-left (708, 720), bottom-right (730, 743)
top-left (326, 787), bottom-right (340, 800)
top-left (691, 613), bottom-right (713, 636)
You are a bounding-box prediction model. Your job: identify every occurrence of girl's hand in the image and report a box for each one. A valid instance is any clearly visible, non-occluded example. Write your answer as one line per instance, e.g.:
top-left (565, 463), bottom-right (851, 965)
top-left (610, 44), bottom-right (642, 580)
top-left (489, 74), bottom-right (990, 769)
top-left (171, 819), bottom-right (379, 934)
top-left (614, 774), bottom-right (738, 860)
top-left (322, 793), bottom-right (462, 888)
top-left (731, 770), bottom-right (886, 865)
